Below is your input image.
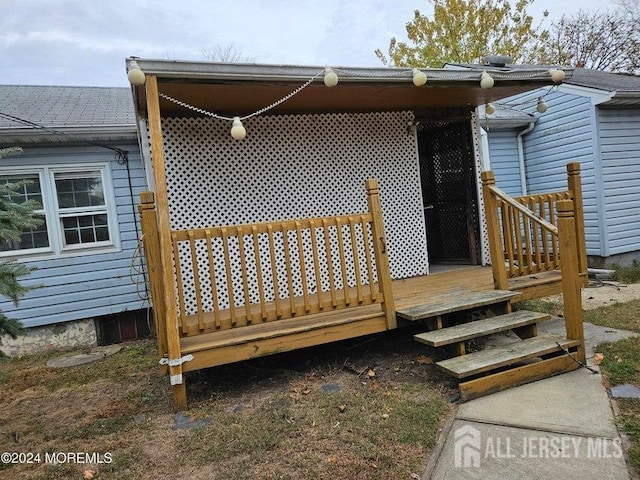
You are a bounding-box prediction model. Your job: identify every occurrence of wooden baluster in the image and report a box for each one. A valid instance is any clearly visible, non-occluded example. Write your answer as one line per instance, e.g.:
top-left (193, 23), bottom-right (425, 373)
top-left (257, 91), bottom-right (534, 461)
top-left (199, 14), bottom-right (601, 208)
top-left (512, 206), bottom-right (525, 275)
top-left (295, 221), bottom-right (311, 313)
top-left (204, 229), bottom-right (221, 329)
top-left (336, 217), bottom-right (351, 306)
top-left (349, 216), bottom-right (364, 304)
top-left (267, 225), bottom-right (282, 319)
top-left (322, 218), bottom-right (338, 308)
top-left (309, 220), bottom-right (324, 310)
top-left (221, 227), bottom-right (237, 326)
top-left (281, 224), bottom-right (296, 315)
top-left (502, 203), bottom-right (516, 277)
top-left (528, 197), bottom-right (542, 273)
top-left (539, 199), bottom-right (551, 269)
top-left (523, 204), bottom-right (533, 275)
top-left (237, 226), bottom-right (252, 325)
top-left (547, 195), bottom-right (559, 268)
top-left (362, 215), bottom-right (376, 300)
top-left (187, 231), bottom-right (205, 331)
top-left (171, 233), bottom-right (188, 336)
top-left (557, 200), bottom-right (586, 362)
top-left (252, 226), bottom-right (268, 321)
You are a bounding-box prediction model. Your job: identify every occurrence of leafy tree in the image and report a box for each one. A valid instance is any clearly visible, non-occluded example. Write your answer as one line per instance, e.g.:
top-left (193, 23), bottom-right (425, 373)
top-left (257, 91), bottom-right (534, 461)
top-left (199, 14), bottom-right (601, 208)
top-left (375, 0), bottom-right (550, 67)
top-left (544, 7), bottom-right (640, 72)
top-left (0, 147), bottom-right (41, 345)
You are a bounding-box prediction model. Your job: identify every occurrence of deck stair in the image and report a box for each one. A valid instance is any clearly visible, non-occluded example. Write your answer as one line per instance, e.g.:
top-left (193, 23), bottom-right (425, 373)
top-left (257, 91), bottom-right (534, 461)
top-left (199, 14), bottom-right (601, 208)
top-left (398, 290), bottom-right (580, 400)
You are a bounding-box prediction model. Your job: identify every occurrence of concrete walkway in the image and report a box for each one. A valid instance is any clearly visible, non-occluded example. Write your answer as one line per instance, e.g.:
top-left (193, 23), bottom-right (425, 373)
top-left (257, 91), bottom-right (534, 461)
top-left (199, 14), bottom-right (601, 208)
top-left (424, 320), bottom-right (636, 480)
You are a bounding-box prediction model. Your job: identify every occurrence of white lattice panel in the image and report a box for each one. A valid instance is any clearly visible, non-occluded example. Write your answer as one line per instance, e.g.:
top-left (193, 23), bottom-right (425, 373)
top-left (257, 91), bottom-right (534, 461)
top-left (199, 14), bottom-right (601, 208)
top-left (161, 112), bottom-right (427, 313)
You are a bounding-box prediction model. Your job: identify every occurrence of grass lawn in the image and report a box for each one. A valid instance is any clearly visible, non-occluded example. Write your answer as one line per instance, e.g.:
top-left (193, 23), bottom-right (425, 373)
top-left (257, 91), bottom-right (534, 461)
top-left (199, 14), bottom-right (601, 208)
top-left (0, 327), bottom-right (452, 479)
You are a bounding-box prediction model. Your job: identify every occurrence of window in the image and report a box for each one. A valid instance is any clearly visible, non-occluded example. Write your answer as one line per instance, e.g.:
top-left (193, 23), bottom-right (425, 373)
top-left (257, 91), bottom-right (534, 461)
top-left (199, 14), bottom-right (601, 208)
top-left (0, 164), bottom-right (120, 258)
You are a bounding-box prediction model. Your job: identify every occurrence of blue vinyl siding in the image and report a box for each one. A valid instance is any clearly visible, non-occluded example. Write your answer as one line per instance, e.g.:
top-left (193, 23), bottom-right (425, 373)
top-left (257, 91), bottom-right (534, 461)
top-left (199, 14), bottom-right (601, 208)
top-left (0, 144), bottom-right (148, 328)
top-left (597, 107), bottom-right (640, 255)
top-left (487, 130), bottom-right (524, 197)
top-left (507, 89), bottom-right (601, 255)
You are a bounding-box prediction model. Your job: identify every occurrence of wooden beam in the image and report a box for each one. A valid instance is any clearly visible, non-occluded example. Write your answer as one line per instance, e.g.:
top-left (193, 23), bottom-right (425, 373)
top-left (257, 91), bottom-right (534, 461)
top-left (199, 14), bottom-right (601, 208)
top-left (145, 75), bottom-right (187, 410)
top-left (566, 162), bottom-right (588, 284)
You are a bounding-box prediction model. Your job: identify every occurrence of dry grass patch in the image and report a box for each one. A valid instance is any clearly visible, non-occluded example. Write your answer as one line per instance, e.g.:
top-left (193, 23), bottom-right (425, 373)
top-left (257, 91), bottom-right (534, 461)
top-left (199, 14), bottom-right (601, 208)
top-left (0, 329), bottom-right (452, 479)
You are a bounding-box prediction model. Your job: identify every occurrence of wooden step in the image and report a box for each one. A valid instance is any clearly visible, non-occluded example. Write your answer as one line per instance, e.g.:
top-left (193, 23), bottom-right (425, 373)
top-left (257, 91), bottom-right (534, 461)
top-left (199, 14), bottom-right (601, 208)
top-left (396, 290), bottom-right (520, 321)
top-left (436, 335), bottom-right (580, 379)
top-left (413, 310), bottom-right (551, 347)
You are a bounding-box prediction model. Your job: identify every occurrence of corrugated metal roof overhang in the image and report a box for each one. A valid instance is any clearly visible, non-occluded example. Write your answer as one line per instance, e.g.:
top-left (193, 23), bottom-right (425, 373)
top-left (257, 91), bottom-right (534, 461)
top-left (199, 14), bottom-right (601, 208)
top-left (128, 59), bottom-right (569, 117)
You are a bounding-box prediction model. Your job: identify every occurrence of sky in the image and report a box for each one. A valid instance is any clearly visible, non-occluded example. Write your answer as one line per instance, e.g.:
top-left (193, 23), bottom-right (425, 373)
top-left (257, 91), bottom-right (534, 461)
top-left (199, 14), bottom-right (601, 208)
top-left (1, 0), bottom-right (610, 87)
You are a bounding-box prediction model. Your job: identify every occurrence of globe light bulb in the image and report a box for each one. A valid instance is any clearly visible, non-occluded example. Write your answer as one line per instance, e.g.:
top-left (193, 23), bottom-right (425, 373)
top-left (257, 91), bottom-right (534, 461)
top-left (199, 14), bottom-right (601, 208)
top-left (323, 67), bottom-right (338, 87)
top-left (127, 60), bottom-right (146, 86)
top-left (230, 117), bottom-right (246, 140)
top-left (480, 71), bottom-right (494, 89)
top-left (485, 103), bottom-right (496, 115)
top-left (536, 98), bottom-right (548, 114)
top-left (412, 68), bottom-right (427, 87)
top-left (550, 68), bottom-right (566, 83)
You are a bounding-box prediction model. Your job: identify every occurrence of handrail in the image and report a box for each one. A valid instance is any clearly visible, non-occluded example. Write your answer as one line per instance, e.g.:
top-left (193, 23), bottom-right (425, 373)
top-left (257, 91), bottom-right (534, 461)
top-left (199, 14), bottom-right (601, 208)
top-left (489, 186), bottom-right (558, 235)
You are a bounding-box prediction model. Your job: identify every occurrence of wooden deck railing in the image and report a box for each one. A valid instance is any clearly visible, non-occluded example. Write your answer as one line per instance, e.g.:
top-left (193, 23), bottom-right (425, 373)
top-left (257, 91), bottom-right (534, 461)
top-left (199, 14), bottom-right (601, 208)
top-left (139, 179), bottom-right (396, 352)
top-left (481, 162), bottom-right (588, 291)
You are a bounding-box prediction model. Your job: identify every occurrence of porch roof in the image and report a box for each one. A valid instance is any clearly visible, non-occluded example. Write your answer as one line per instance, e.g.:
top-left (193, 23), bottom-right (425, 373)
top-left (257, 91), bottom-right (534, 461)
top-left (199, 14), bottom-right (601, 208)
top-left (127, 58), bottom-right (572, 118)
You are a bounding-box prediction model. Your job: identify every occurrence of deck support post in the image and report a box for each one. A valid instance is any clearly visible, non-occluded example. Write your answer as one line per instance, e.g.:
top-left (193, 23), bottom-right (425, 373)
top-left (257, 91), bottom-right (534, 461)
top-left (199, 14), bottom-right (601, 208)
top-left (566, 163), bottom-right (588, 286)
top-left (145, 74), bottom-right (187, 410)
top-left (481, 171), bottom-right (509, 291)
top-left (365, 179), bottom-right (396, 329)
top-left (557, 199), bottom-right (586, 363)
top-left (139, 191), bottom-right (168, 366)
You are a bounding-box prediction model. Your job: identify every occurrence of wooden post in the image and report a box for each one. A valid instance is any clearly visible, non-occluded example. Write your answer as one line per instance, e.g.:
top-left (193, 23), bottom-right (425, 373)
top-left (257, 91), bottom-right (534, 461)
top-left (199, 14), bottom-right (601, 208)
top-left (138, 191), bottom-right (168, 363)
top-left (481, 171), bottom-right (509, 291)
top-left (557, 199), bottom-right (586, 363)
top-left (566, 162), bottom-right (588, 286)
top-left (145, 75), bottom-right (187, 410)
top-left (365, 179), bottom-right (396, 329)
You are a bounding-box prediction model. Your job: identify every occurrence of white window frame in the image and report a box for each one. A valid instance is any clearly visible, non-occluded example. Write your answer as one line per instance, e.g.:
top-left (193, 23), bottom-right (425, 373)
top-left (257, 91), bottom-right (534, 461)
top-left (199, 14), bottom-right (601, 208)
top-left (0, 163), bottom-right (121, 260)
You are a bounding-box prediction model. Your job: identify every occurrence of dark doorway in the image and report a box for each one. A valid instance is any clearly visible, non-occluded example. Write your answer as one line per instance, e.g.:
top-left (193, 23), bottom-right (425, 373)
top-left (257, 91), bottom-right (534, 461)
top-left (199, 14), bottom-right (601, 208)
top-left (417, 120), bottom-right (480, 264)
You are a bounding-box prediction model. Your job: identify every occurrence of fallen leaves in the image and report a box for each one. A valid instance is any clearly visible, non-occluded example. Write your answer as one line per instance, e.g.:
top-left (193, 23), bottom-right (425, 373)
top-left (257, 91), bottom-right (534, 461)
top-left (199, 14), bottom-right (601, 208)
top-left (83, 470), bottom-right (97, 480)
top-left (417, 355), bottom-right (433, 365)
top-left (594, 352), bottom-right (604, 365)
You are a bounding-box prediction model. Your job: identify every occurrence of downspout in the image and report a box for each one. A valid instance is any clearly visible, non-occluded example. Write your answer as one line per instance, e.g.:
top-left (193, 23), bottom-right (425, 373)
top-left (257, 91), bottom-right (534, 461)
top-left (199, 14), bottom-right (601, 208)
top-left (516, 122), bottom-right (535, 196)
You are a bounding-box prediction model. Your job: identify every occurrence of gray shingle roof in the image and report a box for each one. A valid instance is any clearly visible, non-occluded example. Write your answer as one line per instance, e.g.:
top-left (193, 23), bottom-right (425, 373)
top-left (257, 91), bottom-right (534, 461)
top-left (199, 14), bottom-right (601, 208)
top-left (0, 85), bottom-right (135, 129)
top-left (566, 68), bottom-right (640, 92)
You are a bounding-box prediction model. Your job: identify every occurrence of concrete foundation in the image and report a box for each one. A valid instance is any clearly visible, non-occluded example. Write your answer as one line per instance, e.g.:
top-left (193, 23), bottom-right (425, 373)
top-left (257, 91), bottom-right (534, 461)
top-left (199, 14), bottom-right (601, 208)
top-left (0, 318), bottom-right (97, 357)
top-left (589, 251), bottom-right (640, 269)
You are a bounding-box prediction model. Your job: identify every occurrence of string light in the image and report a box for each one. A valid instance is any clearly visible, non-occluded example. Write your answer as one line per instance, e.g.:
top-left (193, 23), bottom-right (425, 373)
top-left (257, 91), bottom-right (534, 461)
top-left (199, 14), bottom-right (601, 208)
top-left (412, 68), bottom-right (427, 87)
top-left (550, 68), bottom-right (566, 83)
top-left (480, 71), bottom-right (495, 89)
top-left (127, 60), bottom-right (146, 86)
top-left (154, 65), bottom-right (563, 139)
top-left (323, 67), bottom-right (339, 87)
top-left (536, 98), bottom-right (548, 113)
top-left (230, 117), bottom-right (246, 140)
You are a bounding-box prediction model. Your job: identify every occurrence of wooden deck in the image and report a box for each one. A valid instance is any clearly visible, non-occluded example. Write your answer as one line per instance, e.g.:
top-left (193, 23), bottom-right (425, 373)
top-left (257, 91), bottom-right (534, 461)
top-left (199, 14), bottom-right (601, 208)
top-left (392, 266), bottom-right (495, 312)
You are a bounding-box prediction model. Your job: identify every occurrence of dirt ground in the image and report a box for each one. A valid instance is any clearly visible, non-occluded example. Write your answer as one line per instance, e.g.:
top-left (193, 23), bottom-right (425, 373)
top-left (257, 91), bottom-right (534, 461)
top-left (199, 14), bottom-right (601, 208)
top-left (543, 280), bottom-right (640, 310)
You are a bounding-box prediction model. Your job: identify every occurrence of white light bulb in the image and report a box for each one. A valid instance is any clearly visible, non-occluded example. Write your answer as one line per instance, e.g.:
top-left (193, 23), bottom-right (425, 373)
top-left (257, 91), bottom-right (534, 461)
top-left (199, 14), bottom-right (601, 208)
top-left (324, 67), bottom-right (338, 87)
top-left (480, 71), bottom-right (494, 89)
top-left (230, 117), bottom-right (246, 140)
top-left (550, 68), bottom-right (565, 83)
top-left (412, 68), bottom-right (427, 87)
top-left (485, 103), bottom-right (496, 115)
top-left (536, 98), bottom-right (548, 114)
top-left (127, 60), bottom-right (146, 86)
